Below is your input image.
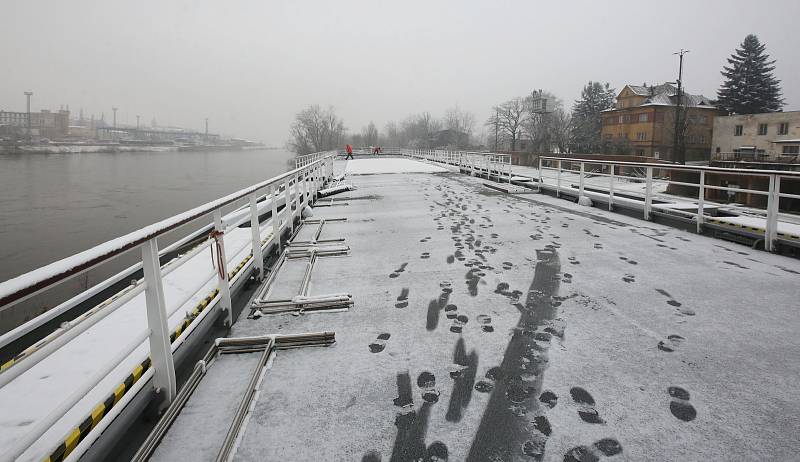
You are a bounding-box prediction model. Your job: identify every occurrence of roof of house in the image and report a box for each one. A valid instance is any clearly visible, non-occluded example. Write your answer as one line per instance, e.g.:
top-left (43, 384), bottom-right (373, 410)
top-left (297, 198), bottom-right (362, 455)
top-left (620, 83), bottom-right (716, 109)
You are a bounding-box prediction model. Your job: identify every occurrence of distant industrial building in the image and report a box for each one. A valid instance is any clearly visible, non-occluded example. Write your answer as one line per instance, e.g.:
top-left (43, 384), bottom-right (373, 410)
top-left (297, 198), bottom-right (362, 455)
top-left (601, 83), bottom-right (719, 161)
top-left (0, 109), bottom-right (70, 138)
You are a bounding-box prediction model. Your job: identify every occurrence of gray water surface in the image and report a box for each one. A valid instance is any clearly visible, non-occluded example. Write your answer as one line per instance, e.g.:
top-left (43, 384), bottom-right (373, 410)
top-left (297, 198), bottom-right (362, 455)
top-left (0, 148), bottom-right (295, 330)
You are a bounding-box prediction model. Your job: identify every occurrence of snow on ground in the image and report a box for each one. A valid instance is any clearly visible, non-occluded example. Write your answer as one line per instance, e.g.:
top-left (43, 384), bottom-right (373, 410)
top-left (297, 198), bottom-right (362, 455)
top-left (344, 157), bottom-right (448, 175)
top-left (0, 210), bottom-right (282, 462)
top-left (154, 159), bottom-right (800, 461)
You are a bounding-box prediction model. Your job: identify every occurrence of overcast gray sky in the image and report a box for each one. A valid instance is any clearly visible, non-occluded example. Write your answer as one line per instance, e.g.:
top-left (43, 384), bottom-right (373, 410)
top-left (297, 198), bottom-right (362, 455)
top-left (2, 0), bottom-right (798, 145)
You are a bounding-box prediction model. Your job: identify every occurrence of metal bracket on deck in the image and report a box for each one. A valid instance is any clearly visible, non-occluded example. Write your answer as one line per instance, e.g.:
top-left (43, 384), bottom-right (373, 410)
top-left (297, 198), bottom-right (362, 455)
top-left (314, 198), bottom-right (351, 207)
top-left (249, 217), bottom-right (351, 317)
top-left (483, 182), bottom-right (539, 194)
top-left (131, 331), bottom-right (335, 462)
top-left (251, 293), bottom-right (353, 314)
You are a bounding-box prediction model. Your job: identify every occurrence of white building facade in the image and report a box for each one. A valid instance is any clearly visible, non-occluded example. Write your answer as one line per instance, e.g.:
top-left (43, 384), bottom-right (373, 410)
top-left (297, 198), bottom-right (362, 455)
top-left (712, 111), bottom-right (800, 158)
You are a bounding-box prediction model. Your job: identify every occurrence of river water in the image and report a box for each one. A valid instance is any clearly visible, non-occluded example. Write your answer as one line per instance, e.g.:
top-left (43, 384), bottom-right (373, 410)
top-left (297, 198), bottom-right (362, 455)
top-left (0, 148), bottom-right (296, 330)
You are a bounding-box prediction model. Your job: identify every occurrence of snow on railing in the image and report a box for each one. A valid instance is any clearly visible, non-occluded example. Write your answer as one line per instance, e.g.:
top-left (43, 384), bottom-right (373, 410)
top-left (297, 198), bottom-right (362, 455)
top-left (537, 157), bottom-right (800, 252)
top-left (393, 148), bottom-right (800, 253)
top-left (0, 150), bottom-right (336, 462)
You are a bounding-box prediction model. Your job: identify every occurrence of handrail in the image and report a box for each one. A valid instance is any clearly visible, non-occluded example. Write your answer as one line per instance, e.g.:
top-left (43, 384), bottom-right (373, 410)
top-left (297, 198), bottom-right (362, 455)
top-left (397, 148), bottom-right (798, 253)
top-left (0, 151), bottom-right (336, 309)
top-left (539, 155), bottom-right (800, 177)
top-left (0, 149), bottom-right (335, 462)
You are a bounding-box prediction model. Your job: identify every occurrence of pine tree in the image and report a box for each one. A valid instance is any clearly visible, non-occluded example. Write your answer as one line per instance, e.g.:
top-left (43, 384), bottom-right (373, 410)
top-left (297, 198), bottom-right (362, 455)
top-left (717, 34), bottom-right (783, 115)
top-left (570, 82), bottom-right (616, 153)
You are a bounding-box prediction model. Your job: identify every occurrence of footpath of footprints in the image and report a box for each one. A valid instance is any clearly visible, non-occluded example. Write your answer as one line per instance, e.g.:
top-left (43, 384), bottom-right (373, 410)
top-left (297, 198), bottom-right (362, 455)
top-left (360, 174), bottom-right (698, 461)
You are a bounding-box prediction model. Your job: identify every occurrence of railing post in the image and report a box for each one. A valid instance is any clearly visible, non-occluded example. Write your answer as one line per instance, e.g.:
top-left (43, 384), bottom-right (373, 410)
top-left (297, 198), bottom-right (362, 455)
top-left (644, 166), bottom-right (653, 220)
top-left (295, 173), bottom-right (302, 222)
top-left (249, 193), bottom-right (264, 280)
top-left (579, 162), bottom-right (585, 197)
top-left (312, 165), bottom-right (319, 198)
top-left (141, 238), bottom-right (176, 408)
top-left (556, 159), bottom-right (562, 197)
top-left (271, 184), bottom-right (281, 253)
top-left (538, 156), bottom-right (542, 186)
top-left (609, 164), bottom-right (615, 211)
top-left (213, 209), bottom-right (233, 326)
top-left (765, 174), bottom-right (779, 252)
top-left (283, 176), bottom-right (292, 234)
top-left (697, 171), bottom-right (705, 233)
top-left (301, 170), bottom-right (308, 207)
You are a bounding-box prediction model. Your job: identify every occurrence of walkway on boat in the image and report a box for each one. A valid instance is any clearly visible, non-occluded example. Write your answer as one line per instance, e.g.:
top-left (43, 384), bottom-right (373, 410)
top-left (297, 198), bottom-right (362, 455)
top-left (151, 157), bottom-right (800, 461)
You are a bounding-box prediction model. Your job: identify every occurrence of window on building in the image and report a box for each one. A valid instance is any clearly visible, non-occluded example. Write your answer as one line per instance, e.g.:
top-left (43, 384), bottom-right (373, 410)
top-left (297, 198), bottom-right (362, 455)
top-left (783, 145), bottom-right (800, 154)
top-left (638, 113), bottom-right (648, 123)
top-left (635, 149), bottom-right (645, 156)
top-left (734, 125), bottom-right (743, 136)
top-left (758, 124), bottom-right (768, 135)
top-left (636, 132), bottom-right (647, 141)
top-left (778, 123), bottom-right (789, 135)
top-left (618, 115), bottom-right (624, 124)
top-left (699, 116), bottom-right (708, 124)
top-left (699, 135), bottom-right (705, 143)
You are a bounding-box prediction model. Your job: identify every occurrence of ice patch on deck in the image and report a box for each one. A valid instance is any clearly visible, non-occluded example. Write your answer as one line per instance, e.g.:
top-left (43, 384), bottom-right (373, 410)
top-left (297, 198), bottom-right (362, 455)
top-left (344, 158), bottom-right (447, 175)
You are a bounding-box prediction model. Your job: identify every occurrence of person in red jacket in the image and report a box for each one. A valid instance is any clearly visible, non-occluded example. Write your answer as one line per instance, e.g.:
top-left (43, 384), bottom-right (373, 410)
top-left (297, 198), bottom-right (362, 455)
top-left (345, 144), bottom-right (354, 160)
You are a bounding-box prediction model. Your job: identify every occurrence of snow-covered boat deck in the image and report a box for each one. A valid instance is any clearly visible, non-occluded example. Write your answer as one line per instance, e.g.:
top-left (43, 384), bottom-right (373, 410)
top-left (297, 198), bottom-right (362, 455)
top-left (152, 157), bottom-right (800, 461)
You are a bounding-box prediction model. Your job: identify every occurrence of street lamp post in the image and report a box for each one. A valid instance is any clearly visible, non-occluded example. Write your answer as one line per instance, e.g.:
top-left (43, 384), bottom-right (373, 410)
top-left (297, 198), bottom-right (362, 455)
top-left (24, 91), bottom-right (33, 142)
top-left (672, 49), bottom-right (689, 165)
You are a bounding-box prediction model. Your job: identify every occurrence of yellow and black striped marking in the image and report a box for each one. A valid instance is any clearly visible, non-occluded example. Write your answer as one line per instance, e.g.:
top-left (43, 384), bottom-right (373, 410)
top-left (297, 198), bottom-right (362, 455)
top-left (706, 218), bottom-right (800, 241)
top-left (40, 238), bottom-right (268, 462)
top-left (44, 357), bottom-right (151, 462)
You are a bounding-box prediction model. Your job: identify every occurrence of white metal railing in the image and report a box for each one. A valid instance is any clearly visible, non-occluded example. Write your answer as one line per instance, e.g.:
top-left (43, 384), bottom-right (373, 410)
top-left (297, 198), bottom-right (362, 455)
top-left (0, 150), bottom-right (336, 462)
top-left (403, 148), bottom-right (513, 183)
top-left (390, 148), bottom-right (799, 252)
top-left (537, 156), bottom-right (800, 252)
top-left (295, 151), bottom-right (336, 168)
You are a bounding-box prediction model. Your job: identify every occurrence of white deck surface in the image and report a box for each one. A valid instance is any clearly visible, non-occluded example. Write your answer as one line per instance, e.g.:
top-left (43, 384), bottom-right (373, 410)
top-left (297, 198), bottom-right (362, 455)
top-left (0, 187), bottom-right (302, 462)
top-left (152, 158), bottom-right (800, 462)
top-left (345, 158), bottom-right (448, 175)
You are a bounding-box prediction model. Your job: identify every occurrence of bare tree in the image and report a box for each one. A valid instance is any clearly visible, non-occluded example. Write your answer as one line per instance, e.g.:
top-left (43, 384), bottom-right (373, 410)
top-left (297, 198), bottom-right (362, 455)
top-left (362, 121), bottom-right (379, 146)
top-left (487, 97), bottom-right (525, 151)
top-left (383, 121), bottom-right (399, 146)
top-left (523, 92), bottom-right (572, 153)
top-left (443, 105), bottom-right (475, 142)
top-left (401, 112), bottom-right (442, 148)
top-left (289, 105), bottom-right (346, 155)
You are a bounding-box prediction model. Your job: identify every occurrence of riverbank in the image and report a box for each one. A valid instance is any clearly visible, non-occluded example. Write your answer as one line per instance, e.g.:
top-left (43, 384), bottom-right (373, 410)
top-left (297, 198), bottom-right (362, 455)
top-left (0, 144), bottom-right (272, 155)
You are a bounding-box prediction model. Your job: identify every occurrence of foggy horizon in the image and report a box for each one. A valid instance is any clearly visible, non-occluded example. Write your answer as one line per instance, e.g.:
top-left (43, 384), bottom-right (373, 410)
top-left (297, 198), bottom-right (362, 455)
top-left (2, 0), bottom-right (799, 146)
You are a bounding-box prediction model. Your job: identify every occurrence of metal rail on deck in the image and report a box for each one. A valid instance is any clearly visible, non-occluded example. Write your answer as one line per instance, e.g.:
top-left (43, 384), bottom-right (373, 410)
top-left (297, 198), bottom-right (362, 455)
top-left (537, 156), bottom-right (800, 252)
top-left (394, 148), bottom-right (799, 253)
top-left (0, 151), bottom-right (336, 462)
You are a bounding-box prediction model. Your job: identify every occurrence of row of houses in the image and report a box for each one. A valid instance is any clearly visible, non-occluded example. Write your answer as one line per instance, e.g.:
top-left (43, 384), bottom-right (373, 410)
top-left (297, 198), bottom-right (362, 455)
top-left (599, 83), bottom-right (800, 163)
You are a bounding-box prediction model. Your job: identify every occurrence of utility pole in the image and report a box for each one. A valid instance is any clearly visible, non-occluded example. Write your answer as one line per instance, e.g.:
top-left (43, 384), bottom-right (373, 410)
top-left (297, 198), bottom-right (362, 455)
top-left (494, 109), bottom-right (498, 152)
top-left (672, 49), bottom-right (689, 164)
top-left (205, 118), bottom-right (209, 144)
top-left (24, 91), bottom-right (33, 142)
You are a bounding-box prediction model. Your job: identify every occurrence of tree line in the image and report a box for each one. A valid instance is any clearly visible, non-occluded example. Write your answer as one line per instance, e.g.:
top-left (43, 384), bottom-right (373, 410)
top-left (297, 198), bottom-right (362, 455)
top-left (289, 34), bottom-right (783, 156)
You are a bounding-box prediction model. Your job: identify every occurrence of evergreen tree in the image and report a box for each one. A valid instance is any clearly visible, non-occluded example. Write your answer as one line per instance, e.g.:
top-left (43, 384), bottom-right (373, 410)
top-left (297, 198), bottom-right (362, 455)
top-left (717, 34), bottom-right (783, 115)
top-left (570, 82), bottom-right (616, 153)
